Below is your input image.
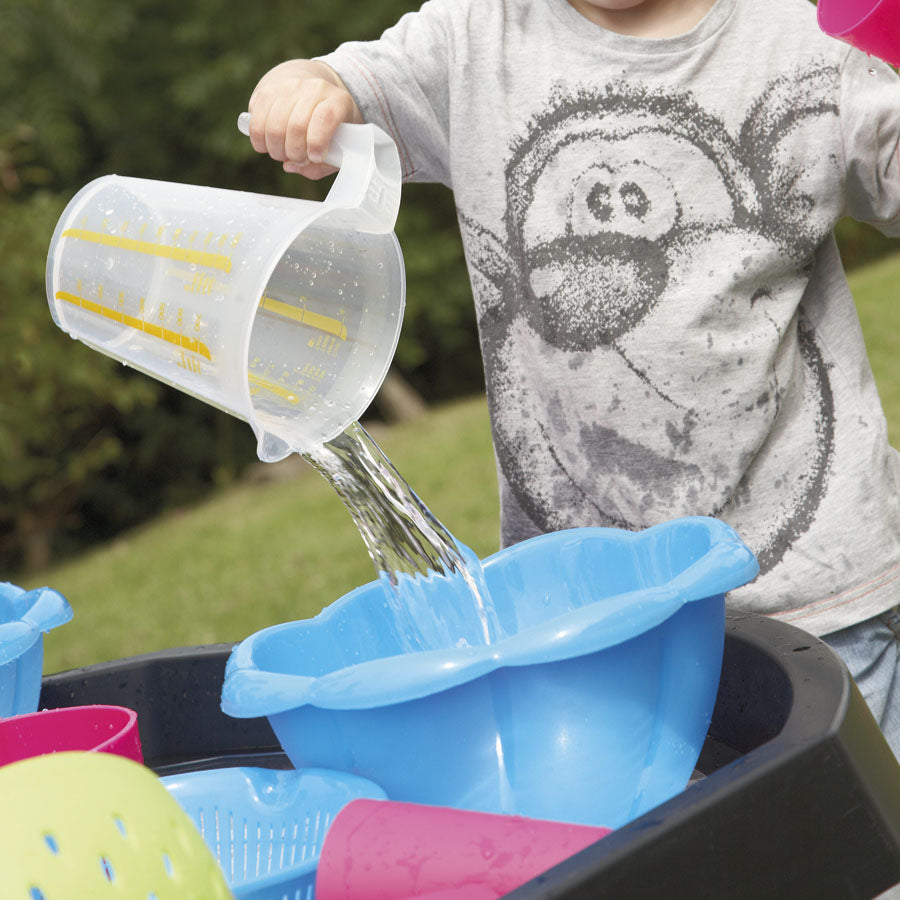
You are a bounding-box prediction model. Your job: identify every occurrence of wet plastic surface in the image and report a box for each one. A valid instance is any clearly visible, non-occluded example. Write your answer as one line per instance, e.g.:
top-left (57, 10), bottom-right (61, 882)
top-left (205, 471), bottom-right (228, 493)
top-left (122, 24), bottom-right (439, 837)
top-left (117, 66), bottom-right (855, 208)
top-left (0, 704), bottom-right (142, 764)
top-left (161, 766), bottom-right (386, 900)
top-left (222, 519), bottom-right (757, 828)
top-left (40, 610), bottom-right (900, 899)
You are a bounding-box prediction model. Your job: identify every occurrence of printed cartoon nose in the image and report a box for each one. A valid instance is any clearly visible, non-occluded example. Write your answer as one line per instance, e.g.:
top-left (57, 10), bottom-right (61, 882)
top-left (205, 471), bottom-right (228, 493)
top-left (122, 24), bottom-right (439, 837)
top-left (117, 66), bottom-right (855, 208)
top-left (569, 163), bottom-right (678, 241)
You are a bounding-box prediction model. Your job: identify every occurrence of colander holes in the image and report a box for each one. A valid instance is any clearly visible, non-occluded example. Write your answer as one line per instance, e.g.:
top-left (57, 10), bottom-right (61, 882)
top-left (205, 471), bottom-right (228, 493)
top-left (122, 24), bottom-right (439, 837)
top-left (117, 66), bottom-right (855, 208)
top-left (29, 887), bottom-right (47, 900)
top-left (162, 852), bottom-right (174, 878)
top-left (43, 833), bottom-right (60, 854)
top-left (100, 856), bottom-right (116, 882)
top-left (113, 816), bottom-right (127, 837)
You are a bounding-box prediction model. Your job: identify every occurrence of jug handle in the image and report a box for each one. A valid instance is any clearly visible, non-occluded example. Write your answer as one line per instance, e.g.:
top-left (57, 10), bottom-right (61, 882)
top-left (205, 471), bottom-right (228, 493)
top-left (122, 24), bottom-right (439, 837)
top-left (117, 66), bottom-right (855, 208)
top-left (237, 113), bottom-right (401, 233)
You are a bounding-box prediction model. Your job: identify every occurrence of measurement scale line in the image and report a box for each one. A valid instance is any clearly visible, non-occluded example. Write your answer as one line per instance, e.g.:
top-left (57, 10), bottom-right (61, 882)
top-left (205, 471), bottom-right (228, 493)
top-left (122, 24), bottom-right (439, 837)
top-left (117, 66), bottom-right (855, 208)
top-left (248, 372), bottom-right (302, 405)
top-left (61, 227), bottom-right (232, 273)
top-left (55, 290), bottom-right (213, 361)
top-left (259, 294), bottom-right (347, 341)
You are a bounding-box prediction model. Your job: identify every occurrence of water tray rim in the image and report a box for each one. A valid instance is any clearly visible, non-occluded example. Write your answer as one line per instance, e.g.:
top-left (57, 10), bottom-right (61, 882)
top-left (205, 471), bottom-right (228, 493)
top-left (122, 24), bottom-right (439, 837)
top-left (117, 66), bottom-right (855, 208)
top-left (221, 517), bottom-right (758, 716)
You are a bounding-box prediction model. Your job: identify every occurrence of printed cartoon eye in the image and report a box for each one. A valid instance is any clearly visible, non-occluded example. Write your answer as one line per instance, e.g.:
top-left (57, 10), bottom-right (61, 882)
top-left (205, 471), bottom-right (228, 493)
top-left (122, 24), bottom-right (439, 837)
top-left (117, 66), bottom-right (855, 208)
top-left (568, 162), bottom-right (679, 240)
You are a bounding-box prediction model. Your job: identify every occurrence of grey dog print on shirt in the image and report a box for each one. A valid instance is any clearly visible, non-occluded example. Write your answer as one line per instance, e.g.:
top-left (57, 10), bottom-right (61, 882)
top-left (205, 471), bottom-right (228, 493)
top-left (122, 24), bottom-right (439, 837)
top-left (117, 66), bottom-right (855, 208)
top-left (462, 64), bottom-right (841, 576)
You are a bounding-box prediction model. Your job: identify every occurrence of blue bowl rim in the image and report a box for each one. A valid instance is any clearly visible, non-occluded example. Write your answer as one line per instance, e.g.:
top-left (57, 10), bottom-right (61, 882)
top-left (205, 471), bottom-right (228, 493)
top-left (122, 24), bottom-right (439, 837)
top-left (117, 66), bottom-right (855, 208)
top-left (221, 517), bottom-right (758, 716)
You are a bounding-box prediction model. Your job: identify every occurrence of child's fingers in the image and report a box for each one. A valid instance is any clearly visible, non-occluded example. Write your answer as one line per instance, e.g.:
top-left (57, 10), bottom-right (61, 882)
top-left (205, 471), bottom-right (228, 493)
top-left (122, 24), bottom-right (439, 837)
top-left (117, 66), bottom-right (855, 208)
top-left (245, 61), bottom-right (358, 178)
top-left (283, 160), bottom-right (338, 181)
top-left (281, 92), bottom-right (319, 166)
top-left (305, 94), bottom-right (357, 164)
top-left (263, 95), bottom-right (304, 162)
top-left (245, 103), bottom-right (272, 155)
top-left (245, 96), bottom-right (293, 160)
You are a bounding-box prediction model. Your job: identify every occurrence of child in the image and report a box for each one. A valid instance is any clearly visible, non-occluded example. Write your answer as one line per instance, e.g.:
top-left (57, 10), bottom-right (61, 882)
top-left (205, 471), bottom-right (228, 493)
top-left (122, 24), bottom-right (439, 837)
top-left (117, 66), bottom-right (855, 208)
top-left (244, 0), bottom-right (900, 755)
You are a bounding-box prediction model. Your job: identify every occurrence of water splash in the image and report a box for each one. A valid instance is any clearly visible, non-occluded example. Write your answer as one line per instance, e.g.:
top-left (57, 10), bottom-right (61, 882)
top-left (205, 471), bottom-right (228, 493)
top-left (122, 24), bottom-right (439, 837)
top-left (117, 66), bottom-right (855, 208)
top-left (305, 421), bottom-right (503, 652)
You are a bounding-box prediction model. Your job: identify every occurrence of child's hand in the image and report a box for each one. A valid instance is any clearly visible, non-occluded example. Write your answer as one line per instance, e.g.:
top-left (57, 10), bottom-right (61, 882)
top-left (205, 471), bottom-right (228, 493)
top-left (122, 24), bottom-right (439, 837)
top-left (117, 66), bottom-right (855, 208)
top-left (246, 59), bottom-right (363, 179)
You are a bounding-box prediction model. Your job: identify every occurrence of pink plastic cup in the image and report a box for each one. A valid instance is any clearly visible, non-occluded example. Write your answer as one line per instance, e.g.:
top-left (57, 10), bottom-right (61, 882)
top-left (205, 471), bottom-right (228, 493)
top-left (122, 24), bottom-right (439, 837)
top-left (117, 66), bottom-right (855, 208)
top-left (315, 799), bottom-right (611, 900)
top-left (817, 0), bottom-right (900, 66)
top-left (0, 704), bottom-right (143, 765)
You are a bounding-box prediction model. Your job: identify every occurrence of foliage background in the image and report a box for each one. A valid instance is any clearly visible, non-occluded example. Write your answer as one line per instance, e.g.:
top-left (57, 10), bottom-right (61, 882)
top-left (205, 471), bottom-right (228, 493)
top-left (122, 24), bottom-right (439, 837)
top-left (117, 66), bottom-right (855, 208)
top-left (0, 0), bottom-right (479, 572)
top-left (0, 0), bottom-right (895, 574)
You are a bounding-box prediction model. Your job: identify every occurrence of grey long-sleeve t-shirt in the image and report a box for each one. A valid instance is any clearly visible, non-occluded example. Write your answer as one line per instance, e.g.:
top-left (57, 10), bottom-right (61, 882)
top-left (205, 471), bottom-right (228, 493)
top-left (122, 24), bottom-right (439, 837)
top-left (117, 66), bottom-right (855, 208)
top-left (321, 0), bottom-right (900, 636)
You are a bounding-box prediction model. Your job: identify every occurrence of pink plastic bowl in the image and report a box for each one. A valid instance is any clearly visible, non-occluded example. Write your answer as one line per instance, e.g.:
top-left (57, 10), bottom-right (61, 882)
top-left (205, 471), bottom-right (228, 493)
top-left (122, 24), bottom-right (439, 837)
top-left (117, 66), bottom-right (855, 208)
top-left (817, 0), bottom-right (900, 65)
top-left (0, 705), bottom-right (142, 765)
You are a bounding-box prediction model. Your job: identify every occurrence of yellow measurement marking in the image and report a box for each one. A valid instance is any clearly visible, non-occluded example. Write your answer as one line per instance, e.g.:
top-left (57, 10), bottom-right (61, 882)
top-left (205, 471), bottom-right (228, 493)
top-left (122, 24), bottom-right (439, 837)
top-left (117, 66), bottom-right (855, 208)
top-left (166, 266), bottom-right (221, 295)
top-left (259, 295), bottom-right (347, 341)
top-left (55, 290), bottom-right (212, 361)
top-left (248, 372), bottom-right (301, 404)
top-left (61, 228), bottom-right (232, 273)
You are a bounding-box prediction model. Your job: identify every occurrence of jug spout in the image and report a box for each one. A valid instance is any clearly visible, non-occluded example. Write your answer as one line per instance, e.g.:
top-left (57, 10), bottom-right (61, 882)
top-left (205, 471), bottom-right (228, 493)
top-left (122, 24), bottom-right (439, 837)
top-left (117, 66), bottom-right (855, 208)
top-left (255, 429), bottom-right (293, 464)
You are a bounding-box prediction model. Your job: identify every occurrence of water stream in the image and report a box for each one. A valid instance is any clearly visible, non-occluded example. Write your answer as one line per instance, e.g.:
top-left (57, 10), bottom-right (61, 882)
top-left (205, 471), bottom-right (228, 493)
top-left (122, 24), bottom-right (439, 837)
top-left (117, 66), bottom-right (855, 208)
top-left (304, 420), bottom-right (504, 652)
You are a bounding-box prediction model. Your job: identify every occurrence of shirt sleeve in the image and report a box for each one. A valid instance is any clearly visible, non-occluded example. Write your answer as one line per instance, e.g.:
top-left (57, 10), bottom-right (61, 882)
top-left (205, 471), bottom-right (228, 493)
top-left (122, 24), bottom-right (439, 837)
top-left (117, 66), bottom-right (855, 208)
top-left (317, 0), bottom-right (458, 186)
top-left (839, 47), bottom-right (900, 234)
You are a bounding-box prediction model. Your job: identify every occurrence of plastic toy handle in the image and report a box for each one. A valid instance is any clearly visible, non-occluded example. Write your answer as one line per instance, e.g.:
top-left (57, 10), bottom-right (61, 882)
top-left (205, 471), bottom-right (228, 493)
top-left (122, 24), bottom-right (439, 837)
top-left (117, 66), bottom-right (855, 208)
top-left (237, 112), bottom-right (401, 233)
top-left (0, 623), bottom-right (38, 666)
top-left (19, 587), bottom-right (73, 634)
top-left (220, 664), bottom-right (315, 718)
top-left (0, 587), bottom-right (72, 666)
top-left (665, 520), bottom-right (760, 600)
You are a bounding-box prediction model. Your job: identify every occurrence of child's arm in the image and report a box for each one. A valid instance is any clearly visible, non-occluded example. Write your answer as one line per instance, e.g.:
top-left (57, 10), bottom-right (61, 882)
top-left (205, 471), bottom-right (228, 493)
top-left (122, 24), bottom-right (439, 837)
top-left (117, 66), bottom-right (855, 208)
top-left (839, 53), bottom-right (900, 233)
top-left (245, 59), bottom-right (364, 180)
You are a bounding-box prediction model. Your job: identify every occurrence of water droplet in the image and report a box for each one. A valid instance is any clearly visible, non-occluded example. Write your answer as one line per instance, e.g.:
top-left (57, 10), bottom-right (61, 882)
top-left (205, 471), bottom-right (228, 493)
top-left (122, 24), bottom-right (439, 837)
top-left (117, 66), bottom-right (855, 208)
top-left (868, 66), bottom-right (877, 76)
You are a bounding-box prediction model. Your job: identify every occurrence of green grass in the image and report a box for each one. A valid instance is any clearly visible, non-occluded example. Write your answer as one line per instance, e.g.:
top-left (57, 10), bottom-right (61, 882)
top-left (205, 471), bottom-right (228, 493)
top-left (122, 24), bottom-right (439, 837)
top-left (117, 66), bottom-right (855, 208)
top-left (850, 252), bottom-right (900, 447)
top-left (23, 250), bottom-right (900, 674)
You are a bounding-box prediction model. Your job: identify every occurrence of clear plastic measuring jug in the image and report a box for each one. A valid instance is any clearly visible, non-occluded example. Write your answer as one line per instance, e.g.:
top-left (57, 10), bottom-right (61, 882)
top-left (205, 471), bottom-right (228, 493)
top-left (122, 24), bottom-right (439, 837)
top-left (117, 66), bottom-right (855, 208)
top-left (45, 123), bottom-right (404, 461)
